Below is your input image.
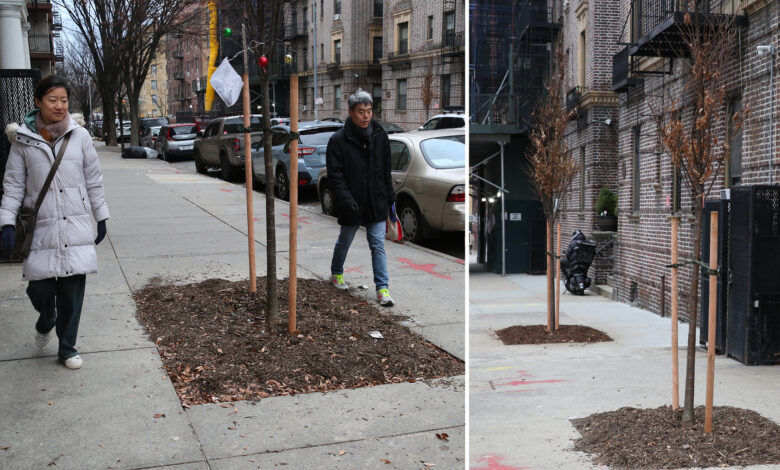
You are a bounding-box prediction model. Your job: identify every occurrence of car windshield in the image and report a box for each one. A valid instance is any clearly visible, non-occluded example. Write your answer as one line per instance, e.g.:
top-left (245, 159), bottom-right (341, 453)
top-left (419, 135), bottom-right (465, 169)
top-left (172, 125), bottom-right (198, 135)
top-left (223, 117), bottom-right (261, 133)
top-left (299, 127), bottom-right (342, 146)
top-left (143, 118), bottom-right (167, 127)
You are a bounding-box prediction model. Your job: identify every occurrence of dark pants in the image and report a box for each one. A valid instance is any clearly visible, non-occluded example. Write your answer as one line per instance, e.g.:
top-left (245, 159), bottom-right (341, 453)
top-left (26, 275), bottom-right (86, 360)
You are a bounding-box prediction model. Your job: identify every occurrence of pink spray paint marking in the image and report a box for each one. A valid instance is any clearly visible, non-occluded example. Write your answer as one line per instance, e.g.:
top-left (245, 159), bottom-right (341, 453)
top-left (344, 266), bottom-right (365, 274)
top-left (281, 213), bottom-right (312, 225)
top-left (397, 258), bottom-right (452, 280)
top-left (456, 259), bottom-right (465, 264)
top-left (494, 370), bottom-right (564, 390)
top-left (220, 188), bottom-right (233, 193)
top-left (471, 454), bottom-right (530, 470)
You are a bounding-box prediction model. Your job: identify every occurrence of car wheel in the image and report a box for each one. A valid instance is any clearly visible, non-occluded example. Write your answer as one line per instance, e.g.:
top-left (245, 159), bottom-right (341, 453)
top-left (398, 200), bottom-right (424, 244)
top-left (275, 167), bottom-right (290, 201)
top-left (194, 150), bottom-right (207, 174)
top-left (319, 180), bottom-right (334, 215)
top-left (220, 152), bottom-right (238, 181)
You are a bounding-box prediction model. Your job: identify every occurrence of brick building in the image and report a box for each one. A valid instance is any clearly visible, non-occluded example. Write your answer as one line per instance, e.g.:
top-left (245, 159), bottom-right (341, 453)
top-left (164, 5), bottom-right (210, 119)
top-left (286, 0), bottom-right (465, 130)
top-left (556, 0), bottom-right (779, 321)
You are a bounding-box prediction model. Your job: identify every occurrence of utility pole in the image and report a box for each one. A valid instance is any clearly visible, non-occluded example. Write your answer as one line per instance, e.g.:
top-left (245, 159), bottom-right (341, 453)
top-left (312, 0), bottom-right (318, 120)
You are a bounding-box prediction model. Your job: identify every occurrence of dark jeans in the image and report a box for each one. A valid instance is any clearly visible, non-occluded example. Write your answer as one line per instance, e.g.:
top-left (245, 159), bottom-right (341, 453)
top-left (26, 275), bottom-right (86, 360)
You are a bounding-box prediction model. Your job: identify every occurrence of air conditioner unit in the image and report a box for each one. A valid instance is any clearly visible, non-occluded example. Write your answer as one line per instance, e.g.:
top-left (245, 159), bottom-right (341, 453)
top-left (334, 13), bottom-right (341, 21)
top-left (302, 105), bottom-right (308, 111)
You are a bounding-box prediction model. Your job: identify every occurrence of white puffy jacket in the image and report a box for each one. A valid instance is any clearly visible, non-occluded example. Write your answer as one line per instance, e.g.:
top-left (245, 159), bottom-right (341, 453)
top-left (1, 114), bottom-right (110, 281)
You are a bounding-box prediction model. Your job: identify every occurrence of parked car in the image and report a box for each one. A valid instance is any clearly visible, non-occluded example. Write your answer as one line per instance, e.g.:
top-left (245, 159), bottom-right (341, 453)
top-left (270, 117), bottom-right (290, 126)
top-left (376, 120), bottom-right (405, 134)
top-left (155, 123), bottom-right (200, 161)
top-left (317, 129), bottom-right (465, 244)
top-left (418, 112), bottom-right (466, 131)
top-left (139, 117), bottom-right (168, 139)
top-left (252, 120), bottom-right (343, 200)
top-left (118, 122), bottom-right (132, 142)
top-left (139, 126), bottom-right (162, 148)
top-left (194, 115), bottom-right (263, 180)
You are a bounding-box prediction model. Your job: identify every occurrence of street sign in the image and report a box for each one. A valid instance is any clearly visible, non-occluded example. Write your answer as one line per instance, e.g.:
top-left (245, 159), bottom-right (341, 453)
top-left (509, 213), bottom-right (522, 221)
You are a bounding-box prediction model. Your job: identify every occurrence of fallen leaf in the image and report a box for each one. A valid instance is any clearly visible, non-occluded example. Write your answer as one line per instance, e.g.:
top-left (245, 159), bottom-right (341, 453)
top-left (0, 446), bottom-right (9, 450)
top-left (233, 408), bottom-right (239, 413)
top-left (227, 426), bottom-right (237, 431)
top-left (217, 348), bottom-right (223, 354)
top-left (435, 433), bottom-right (449, 442)
top-left (153, 413), bottom-right (166, 419)
top-left (338, 450), bottom-right (347, 456)
top-left (219, 404), bottom-right (231, 408)
top-left (423, 463), bottom-right (436, 467)
top-left (380, 459), bottom-right (391, 464)
top-left (48, 401), bottom-right (54, 406)
top-left (171, 436), bottom-right (180, 441)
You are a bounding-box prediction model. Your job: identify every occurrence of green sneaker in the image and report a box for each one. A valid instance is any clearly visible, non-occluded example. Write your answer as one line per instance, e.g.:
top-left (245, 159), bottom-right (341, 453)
top-left (377, 288), bottom-right (394, 307)
top-left (331, 274), bottom-right (348, 290)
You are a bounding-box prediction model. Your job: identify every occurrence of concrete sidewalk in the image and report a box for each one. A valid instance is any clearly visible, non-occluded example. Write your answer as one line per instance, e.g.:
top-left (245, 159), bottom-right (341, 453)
top-left (469, 264), bottom-right (780, 470)
top-left (0, 143), bottom-right (465, 470)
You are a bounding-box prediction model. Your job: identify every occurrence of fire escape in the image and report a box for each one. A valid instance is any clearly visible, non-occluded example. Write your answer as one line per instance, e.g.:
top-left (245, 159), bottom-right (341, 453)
top-left (471, 0), bottom-right (561, 134)
top-left (612, 0), bottom-right (748, 93)
top-left (52, 9), bottom-right (64, 67)
top-left (441, 0), bottom-right (465, 64)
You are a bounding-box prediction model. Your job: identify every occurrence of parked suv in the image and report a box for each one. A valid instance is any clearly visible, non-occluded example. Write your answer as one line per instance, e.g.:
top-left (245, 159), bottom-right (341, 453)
top-left (194, 115), bottom-right (263, 181)
top-left (139, 117), bottom-right (168, 139)
top-left (418, 112), bottom-right (466, 131)
top-left (155, 123), bottom-right (200, 161)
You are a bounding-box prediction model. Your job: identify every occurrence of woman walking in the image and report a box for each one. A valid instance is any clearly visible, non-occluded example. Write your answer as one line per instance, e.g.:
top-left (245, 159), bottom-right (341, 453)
top-left (0, 75), bottom-right (109, 370)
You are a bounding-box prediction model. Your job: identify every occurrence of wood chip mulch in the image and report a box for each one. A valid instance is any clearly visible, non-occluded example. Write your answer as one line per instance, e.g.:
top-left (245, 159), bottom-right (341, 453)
top-left (495, 324), bottom-right (612, 345)
top-left (133, 277), bottom-right (464, 406)
top-left (571, 405), bottom-right (780, 469)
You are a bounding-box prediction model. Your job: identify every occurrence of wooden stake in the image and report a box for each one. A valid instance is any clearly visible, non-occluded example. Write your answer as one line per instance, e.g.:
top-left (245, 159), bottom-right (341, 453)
top-left (555, 222), bottom-right (561, 330)
top-left (671, 216), bottom-right (679, 410)
top-left (241, 22), bottom-right (256, 293)
top-left (705, 211), bottom-right (718, 432)
top-left (546, 219), bottom-right (552, 332)
top-left (288, 75), bottom-right (299, 334)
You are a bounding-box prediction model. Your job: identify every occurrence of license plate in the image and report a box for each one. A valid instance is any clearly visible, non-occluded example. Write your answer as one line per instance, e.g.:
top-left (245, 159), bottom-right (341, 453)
top-left (181, 145), bottom-right (193, 150)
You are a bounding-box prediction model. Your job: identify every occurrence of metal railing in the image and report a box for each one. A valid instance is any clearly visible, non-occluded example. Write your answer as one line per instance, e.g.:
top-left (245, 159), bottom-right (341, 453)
top-left (471, 92), bottom-right (534, 128)
top-left (629, 0), bottom-right (733, 41)
top-left (28, 34), bottom-right (52, 53)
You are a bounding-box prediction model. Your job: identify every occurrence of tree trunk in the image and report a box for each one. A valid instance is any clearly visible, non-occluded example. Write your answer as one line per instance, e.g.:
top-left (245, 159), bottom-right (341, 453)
top-left (128, 88), bottom-right (141, 147)
top-left (547, 218), bottom-right (554, 331)
top-left (262, 71), bottom-right (279, 325)
top-left (682, 204), bottom-right (703, 425)
top-left (100, 88), bottom-right (117, 147)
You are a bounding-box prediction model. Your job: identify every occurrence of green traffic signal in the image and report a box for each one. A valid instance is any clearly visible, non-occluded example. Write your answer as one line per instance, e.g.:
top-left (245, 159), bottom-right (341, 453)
top-left (223, 27), bottom-right (232, 38)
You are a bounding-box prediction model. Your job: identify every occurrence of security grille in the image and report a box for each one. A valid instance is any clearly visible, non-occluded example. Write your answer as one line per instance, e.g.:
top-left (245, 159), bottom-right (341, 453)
top-left (1, 69), bottom-right (41, 197)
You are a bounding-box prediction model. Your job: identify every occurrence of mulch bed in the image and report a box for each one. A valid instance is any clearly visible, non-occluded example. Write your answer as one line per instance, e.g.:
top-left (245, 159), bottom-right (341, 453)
top-left (495, 324), bottom-right (612, 345)
top-left (571, 405), bottom-right (780, 469)
top-left (133, 277), bottom-right (464, 406)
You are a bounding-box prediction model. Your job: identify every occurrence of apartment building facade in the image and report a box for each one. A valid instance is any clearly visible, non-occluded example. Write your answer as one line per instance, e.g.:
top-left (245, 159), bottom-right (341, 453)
top-left (164, 5), bottom-right (211, 119)
top-left (139, 54), bottom-right (169, 118)
top-left (286, 0), bottom-right (464, 130)
top-left (0, 0), bottom-right (61, 76)
top-left (556, 0), bottom-right (779, 320)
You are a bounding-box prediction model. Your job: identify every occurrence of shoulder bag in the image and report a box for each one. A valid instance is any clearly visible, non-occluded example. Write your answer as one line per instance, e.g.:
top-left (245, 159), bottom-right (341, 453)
top-left (13, 133), bottom-right (72, 258)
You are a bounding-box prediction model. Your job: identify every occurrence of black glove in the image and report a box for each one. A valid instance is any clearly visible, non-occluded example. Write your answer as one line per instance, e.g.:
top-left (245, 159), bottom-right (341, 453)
top-left (95, 220), bottom-right (107, 245)
top-left (1, 225), bottom-right (14, 252)
top-left (350, 202), bottom-right (361, 216)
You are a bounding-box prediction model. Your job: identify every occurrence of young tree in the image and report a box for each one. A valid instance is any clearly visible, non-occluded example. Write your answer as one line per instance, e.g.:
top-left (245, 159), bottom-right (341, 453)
top-left (650, 10), bottom-right (744, 426)
top-left (421, 57), bottom-right (438, 119)
top-left (526, 46), bottom-right (578, 330)
top-left (220, 0), bottom-right (288, 326)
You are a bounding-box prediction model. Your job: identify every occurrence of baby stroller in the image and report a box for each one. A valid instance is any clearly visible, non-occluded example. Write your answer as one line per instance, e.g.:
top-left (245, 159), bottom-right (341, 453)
top-left (560, 230), bottom-right (596, 295)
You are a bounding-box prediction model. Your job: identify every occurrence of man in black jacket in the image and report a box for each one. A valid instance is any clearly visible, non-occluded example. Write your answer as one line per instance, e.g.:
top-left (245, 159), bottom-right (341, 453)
top-left (326, 89), bottom-right (396, 306)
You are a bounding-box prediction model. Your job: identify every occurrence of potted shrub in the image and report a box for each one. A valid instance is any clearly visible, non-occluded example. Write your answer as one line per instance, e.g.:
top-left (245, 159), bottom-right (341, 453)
top-left (596, 186), bottom-right (618, 231)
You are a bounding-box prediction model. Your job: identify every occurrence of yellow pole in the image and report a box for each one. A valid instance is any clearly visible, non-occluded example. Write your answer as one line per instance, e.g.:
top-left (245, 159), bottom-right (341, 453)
top-left (241, 21), bottom-right (256, 293)
top-left (204, 0), bottom-right (219, 111)
top-left (555, 222), bottom-right (561, 330)
top-left (671, 216), bottom-right (679, 410)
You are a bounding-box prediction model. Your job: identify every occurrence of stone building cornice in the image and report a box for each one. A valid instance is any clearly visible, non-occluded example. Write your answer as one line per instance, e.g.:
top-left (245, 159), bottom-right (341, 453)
top-left (579, 90), bottom-right (619, 111)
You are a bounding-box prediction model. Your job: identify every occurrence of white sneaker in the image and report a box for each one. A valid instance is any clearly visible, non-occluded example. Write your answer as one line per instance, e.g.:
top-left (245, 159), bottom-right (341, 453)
top-left (377, 288), bottom-right (394, 307)
top-left (35, 330), bottom-right (51, 349)
top-left (64, 355), bottom-right (82, 370)
top-left (331, 274), bottom-right (349, 290)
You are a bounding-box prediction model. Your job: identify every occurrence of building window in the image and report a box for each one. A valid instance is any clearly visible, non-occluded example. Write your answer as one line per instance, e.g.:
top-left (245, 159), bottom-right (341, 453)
top-left (320, 0), bottom-right (323, 18)
top-left (303, 7), bottom-right (308, 31)
top-left (320, 43), bottom-right (324, 60)
top-left (151, 80), bottom-right (157, 91)
top-left (397, 79), bottom-right (407, 111)
top-left (441, 74), bottom-right (451, 108)
top-left (334, 85), bottom-right (341, 110)
top-left (373, 36), bottom-right (383, 64)
top-left (578, 30), bottom-right (586, 87)
top-left (397, 22), bottom-right (408, 54)
top-left (444, 11), bottom-right (455, 46)
top-left (303, 48), bottom-right (308, 71)
top-left (334, 0), bottom-right (341, 15)
top-left (374, 0), bottom-right (383, 17)
top-left (334, 39), bottom-right (341, 64)
top-left (632, 125), bottom-right (641, 213)
top-left (428, 16), bottom-right (434, 40)
top-left (373, 84), bottom-right (382, 114)
top-left (728, 95), bottom-right (743, 187)
top-left (580, 147), bottom-right (586, 211)
top-left (151, 95), bottom-right (158, 105)
top-left (151, 65), bottom-right (157, 76)
top-left (304, 87), bottom-right (310, 109)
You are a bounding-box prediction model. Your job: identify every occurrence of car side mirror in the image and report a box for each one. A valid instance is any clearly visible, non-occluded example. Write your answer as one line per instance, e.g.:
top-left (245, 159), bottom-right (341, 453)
top-left (418, 126), bottom-right (424, 131)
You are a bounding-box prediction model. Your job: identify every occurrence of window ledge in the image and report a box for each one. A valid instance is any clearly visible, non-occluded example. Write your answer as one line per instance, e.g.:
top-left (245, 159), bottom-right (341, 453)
top-left (627, 213), bottom-right (641, 221)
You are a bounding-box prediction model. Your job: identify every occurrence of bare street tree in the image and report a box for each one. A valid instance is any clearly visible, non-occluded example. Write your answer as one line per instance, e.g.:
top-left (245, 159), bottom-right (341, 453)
top-left (650, 10), bottom-right (745, 426)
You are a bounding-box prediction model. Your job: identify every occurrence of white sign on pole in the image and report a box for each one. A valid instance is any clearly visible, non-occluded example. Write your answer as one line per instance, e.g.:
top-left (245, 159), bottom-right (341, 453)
top-left (509, 213), bottom-right (522, 221)
top-left (210, 58), bottom-right (243, 107)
